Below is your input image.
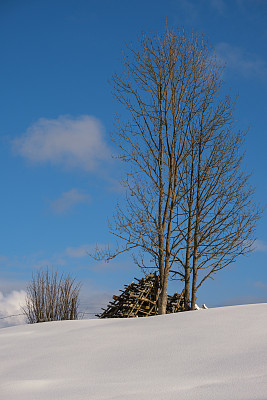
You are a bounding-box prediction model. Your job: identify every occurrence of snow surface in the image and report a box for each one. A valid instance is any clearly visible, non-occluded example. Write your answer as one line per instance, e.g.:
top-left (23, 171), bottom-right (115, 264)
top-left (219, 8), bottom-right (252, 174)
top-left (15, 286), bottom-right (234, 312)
top-left (0, 304), bottom-right (267, 400)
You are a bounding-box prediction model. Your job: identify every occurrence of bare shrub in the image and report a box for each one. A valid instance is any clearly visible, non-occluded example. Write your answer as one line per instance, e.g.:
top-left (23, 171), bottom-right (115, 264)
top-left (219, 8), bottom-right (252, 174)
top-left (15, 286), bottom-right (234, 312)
top-left (22, 268), bottom-right (81, 323)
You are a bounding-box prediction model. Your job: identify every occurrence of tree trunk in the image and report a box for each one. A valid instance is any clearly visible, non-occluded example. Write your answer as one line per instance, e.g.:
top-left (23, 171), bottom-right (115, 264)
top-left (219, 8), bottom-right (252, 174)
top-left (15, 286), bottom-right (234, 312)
top-left (191, 213), bottom-right (199, 309)
top-left (191, 259), bottom-right (198, 310)
top-left (191, 136), bottom-right (201, 310)
top-left (184, 223), bottom-right (192, 311)
top-left (70, 298), bottom-right (75, 320)
top-left (158, 274), bottom-right (168, 314)
top-left (184, 152), bottom-right (195, 310)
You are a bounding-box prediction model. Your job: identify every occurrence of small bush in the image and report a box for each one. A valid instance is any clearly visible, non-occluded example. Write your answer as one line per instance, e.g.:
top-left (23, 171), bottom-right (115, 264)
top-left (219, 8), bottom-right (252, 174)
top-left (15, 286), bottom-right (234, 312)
top-left (22, 268), bottom-right (81, 323)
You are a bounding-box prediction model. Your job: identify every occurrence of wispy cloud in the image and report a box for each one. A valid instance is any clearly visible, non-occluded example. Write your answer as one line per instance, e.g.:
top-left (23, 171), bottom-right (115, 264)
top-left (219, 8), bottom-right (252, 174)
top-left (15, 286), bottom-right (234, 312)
top-left (253, 239), bottom-right (267, 252)
top-left (13, 115), bottom-right (111, 171)
top-left (77, 280), bottom-right (115, 318)
top-left (254, 281), bottom-right (267, 291)
top-left (216, 42), bottom-right (267, 79)
top-left (65, 244), bottom-right (94, 258)
top-left (51, 188), bottom-right (91, 214)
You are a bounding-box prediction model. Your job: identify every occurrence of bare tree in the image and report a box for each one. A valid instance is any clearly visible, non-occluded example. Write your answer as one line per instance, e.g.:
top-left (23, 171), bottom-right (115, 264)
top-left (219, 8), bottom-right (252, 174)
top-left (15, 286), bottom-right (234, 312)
top-left (171, 98), bottom-right (261, 310)
top-left (22, 268), bottom-right (81, 323)
top-left (93, 27), bottom-right (261, 314)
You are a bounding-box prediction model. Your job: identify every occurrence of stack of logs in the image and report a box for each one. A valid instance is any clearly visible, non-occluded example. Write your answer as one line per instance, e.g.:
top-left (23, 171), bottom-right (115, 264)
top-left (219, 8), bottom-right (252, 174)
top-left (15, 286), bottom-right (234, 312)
top-left (96, 272), bottom-right (185, 318)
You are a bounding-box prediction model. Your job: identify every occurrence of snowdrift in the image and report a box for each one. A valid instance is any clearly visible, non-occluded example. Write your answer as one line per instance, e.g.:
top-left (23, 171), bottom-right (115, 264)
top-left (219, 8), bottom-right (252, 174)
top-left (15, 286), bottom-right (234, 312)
top-left (0, 304), bottom-right (267, 400)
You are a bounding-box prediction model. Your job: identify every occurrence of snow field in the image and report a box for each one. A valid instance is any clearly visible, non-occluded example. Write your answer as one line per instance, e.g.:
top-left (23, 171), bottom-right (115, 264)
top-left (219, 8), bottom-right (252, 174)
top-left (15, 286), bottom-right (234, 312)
top-left (0, 303), bottom-right (266, 400)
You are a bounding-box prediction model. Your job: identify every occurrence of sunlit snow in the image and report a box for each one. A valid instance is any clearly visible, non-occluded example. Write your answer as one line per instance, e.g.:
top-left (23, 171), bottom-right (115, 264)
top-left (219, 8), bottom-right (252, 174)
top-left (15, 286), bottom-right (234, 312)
top-left (0, 304), bottom-right (266, 399)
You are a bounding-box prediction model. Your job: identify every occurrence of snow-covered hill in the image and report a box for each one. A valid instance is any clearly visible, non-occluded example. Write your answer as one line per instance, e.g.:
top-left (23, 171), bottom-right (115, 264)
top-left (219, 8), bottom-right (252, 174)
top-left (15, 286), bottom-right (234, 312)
top-left (0, 304), bottom-right (266, 400)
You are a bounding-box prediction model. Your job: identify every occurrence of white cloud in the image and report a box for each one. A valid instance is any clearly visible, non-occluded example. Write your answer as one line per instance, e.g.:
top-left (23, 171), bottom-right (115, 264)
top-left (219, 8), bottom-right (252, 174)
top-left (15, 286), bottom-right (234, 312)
top-left (253, 239), bottom-right (267, 252)
top-left (13, 115), bottom-right (111, 171)
top-left (65, 244), bottom-right (92, 258)
top-left (216, 42), bottom-right (267, 79)
top-left (0, 290), bottom-right (26, 328)
top-left (51, 188), bottom-right (91, 214)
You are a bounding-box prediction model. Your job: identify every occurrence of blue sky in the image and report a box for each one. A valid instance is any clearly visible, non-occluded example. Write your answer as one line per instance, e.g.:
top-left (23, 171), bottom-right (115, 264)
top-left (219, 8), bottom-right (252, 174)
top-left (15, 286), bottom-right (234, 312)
top-left (1, 0), bottom-right (267, 321)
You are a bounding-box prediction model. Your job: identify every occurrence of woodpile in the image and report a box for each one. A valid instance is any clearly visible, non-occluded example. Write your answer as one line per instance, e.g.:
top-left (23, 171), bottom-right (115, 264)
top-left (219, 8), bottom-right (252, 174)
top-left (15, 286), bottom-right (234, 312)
top-left (96, 273), bottom-right (185, 318)
top-left (166, 291), bottom-right (185, 314)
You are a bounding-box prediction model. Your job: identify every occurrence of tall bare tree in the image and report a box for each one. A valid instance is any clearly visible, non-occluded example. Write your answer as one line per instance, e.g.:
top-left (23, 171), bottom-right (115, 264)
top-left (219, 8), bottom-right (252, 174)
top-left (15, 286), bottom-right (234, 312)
top-left (94, 28), bottom-right (261, 314)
